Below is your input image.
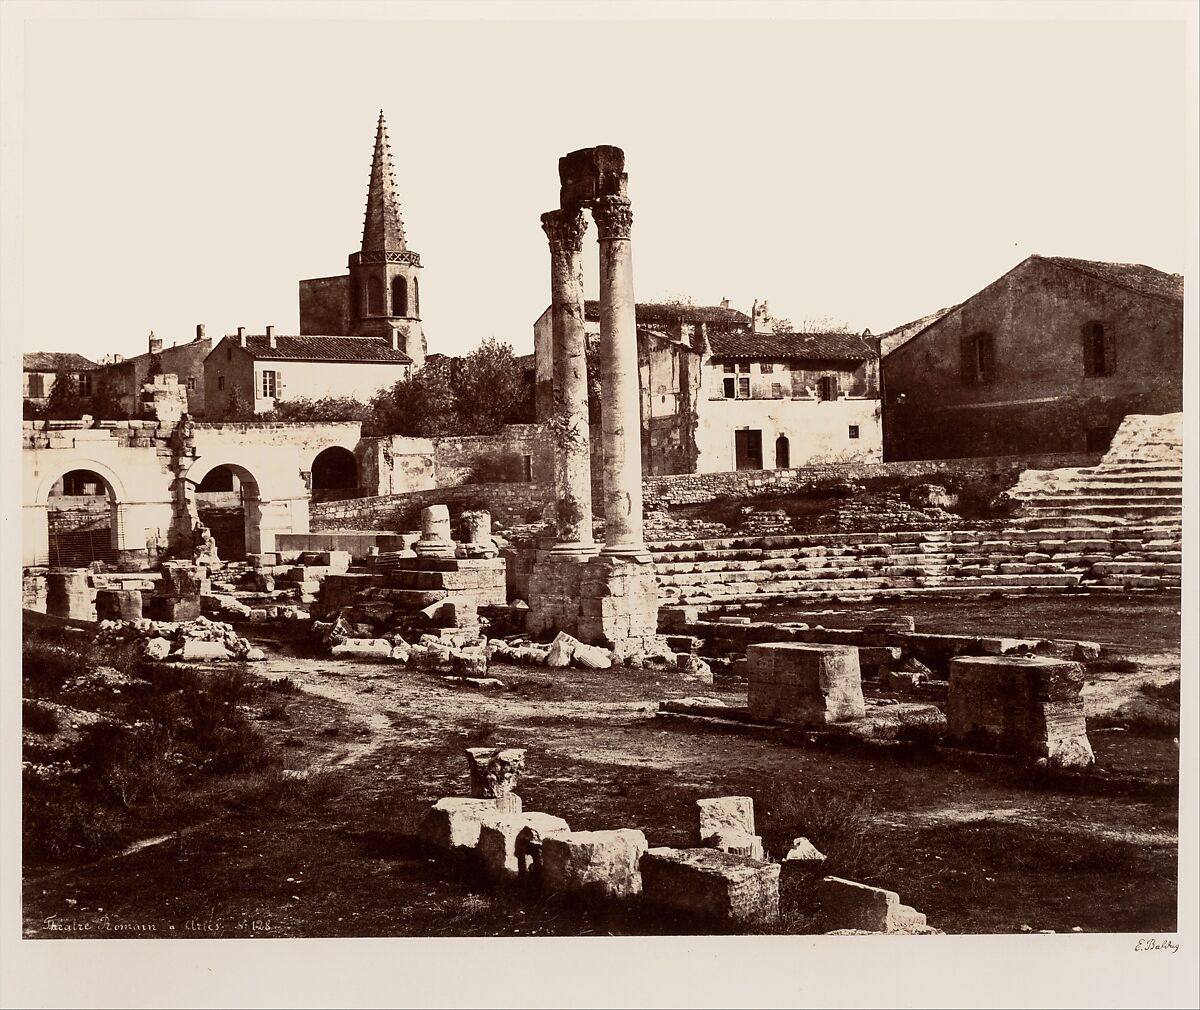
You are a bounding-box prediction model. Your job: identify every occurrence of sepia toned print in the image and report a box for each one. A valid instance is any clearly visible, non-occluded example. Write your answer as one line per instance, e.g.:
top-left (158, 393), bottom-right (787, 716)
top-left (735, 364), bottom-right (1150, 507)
top-left (8, 8), bottom-right (1193, 1009)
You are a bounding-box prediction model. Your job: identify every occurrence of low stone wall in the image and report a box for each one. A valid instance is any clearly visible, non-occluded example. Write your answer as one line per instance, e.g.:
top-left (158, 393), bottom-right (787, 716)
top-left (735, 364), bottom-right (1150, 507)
top-left (311, 482), bottom-right (553, 532)
top-left (641, 452), bottom-right (1102, 509)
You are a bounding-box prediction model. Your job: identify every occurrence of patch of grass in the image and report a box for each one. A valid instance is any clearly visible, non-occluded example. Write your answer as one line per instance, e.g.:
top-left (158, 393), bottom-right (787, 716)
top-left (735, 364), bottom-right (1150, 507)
top-left (264, 676), bottom-right (301, 694)
top-left (23, 700), bottom-right (60, 735)
top-left (258, 700), bottom-right (290, 722)
top-left (1139, 679), bottom-right (1180, 704)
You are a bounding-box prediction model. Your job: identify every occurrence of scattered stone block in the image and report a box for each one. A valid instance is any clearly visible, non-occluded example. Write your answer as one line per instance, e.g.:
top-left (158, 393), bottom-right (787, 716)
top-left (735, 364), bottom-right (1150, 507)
top-left (147, 595), bottom-right (201, 623)
top-left (696, 796), bottom-right (755, 842)
top-left (479, 812), bottom-right (571, 879)
top-left (465, 747), bottom-right (526, 799)
top-left (677, 654), bottom-right (713, 684)
top-left (747, 643), bottom-right (866, 726)
top-left (864, 616), bottom-right (915, 633)
top-left (573, 642), bottom-right (612, 669)
top-left (641, 847), bottom-right (780, 926)
top-left (143, 637), bottom-right (171, 660)
top-left (781, 837), bottom-right (827, 884)
top-left (547, 631), bottom-right (578, 668)
top-left (331, 638), bottom-right (394, 660)
top-left (180, 640), bottom-right (232, 660)
top-left (541, 829), bottom-right (648, 899)
top-left (420, 796), bottom-right (522, 851)
top-left (817, 876), bottom-right (927, 933)
top-left (947, 656), bottom-right (1095, 767)
top-left (705, 829), bottom-right (765, 860)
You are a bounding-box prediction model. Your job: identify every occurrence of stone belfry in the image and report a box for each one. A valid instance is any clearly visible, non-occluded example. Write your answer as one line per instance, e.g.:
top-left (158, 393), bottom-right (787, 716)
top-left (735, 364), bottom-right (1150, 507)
top-left (348, 110), bottom-right (426, 367)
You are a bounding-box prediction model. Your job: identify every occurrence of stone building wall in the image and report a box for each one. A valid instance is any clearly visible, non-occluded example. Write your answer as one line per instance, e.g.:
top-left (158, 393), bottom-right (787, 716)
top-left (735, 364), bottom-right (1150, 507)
top-left (298, 275), bottom-right (352, 336)
top-left (882, 257), bottom-right (1184, 460)
top-left (310, 482), bottom-right (552, 531)
top-left (640, 450), bottom-right (1101, 509)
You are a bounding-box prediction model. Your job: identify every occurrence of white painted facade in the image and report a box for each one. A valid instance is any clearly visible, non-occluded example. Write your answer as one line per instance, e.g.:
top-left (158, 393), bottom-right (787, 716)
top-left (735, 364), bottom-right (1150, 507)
top-left (248, 358), bottom-right (410, 414)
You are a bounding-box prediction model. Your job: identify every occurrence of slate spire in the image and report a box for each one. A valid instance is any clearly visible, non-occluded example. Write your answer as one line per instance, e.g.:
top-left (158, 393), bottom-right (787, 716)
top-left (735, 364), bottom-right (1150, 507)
top-left (361, 110), bottom-right (407, 253)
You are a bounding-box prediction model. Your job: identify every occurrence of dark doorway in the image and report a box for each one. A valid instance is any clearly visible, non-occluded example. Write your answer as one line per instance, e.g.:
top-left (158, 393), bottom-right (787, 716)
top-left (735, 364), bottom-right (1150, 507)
top-left (775, 434), bottom-right (790, 469)
top-left (735, 429), bottom-right (763, 471)
top-left (47, 469), bottom-right (118, 567)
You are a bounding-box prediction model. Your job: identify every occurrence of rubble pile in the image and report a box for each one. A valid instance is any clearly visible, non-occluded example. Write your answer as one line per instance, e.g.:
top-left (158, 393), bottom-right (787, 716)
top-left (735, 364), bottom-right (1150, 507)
top-left (94, 616), bottom-right (265, 662)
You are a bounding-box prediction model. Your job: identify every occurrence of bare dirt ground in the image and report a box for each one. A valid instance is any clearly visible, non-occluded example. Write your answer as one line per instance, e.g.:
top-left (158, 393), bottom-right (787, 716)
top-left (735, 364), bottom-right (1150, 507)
top-left (23, 593), bottom-right (1179, 939)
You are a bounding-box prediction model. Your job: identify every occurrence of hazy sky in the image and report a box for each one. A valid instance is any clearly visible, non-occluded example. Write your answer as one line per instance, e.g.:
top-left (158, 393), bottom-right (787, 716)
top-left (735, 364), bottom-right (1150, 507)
top-left (19, 12), bottom-right (1190, 361)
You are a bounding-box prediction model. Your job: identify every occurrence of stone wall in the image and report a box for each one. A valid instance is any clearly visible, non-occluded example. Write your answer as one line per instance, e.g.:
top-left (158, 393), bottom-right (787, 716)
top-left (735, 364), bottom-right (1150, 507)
top-left (641, 451), bottom-right (1101, 509)
top-left (432, 425), bottom-right (554, 487)
top-left (311, 482), bottom-right (553, 532)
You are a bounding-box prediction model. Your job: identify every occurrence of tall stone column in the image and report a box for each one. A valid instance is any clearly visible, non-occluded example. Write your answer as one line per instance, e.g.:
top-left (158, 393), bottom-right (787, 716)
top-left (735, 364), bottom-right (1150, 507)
top-left (541, 207), bottom-right (597, 556)
top-left (592, 195), bottom-right (648, 559)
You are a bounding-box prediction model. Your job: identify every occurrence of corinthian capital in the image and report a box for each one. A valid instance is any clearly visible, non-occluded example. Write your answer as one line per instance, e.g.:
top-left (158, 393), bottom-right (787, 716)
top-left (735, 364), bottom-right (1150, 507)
top-left (541, 208), bottom-right (588, 254)
top-left (591, 196), bottom-right (633, 241)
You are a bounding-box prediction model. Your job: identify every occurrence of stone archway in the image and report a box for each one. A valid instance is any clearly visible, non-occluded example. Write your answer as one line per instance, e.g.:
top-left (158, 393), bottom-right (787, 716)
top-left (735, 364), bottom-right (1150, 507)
top-left (310, 446), bottom-right (359, 501)
top-left (190, 462), bottom-right (264, 560)
top-left (45, 469), bottom-right (121, 567)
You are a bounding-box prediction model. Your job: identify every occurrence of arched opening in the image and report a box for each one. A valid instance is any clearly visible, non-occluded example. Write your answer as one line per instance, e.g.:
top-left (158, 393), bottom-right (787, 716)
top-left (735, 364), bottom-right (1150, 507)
top-left (46, 469), bottom-right (119, 567)
top-left (194, 464), bottom-right (261, 560)
top-left (367, 276), bottom-right (385, 315)
top-left (413, 277), bottom-right (419, 316)
top-left (775, 434), bottom-right (790, 469)
top-left (310, 446), bottom-right (359, 501)
top-left (392, 275), bottom-right (408, 316)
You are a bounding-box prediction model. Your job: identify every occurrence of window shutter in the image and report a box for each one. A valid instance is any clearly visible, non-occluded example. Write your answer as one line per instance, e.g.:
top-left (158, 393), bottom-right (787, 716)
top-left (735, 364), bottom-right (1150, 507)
top-left (276, 368), bottom-right (285, 398)
top-left (1081, 324), bottom-right (1095, 376)
top-left (960, 331), bottom-right (976, 382)
top-left (978, 337), bottom-right (994, 384)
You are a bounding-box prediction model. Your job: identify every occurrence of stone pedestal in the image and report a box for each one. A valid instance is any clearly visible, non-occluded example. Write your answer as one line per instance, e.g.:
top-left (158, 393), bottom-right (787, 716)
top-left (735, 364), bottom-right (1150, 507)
top-left (641, 848), bottom-right (780, 926)
top-left (419, 796), bottom-right (523, 852)
top-left (95, 588), bottom-right (143, 622)
top-left (46, 569), bottom-right (94, 621)
top-left (576, 555), bottom-right (659, 661)
top-left (414, 505), bottom-right (455, 558)
top-left (947, 656), bottom-right (1094, 768)
top-left (526, 550), bottom-right (589, 638)
top-left (479, 813), bottom-right (571, 881)
top-left (146, 595), bottom-right (201, 623)
top-left (746, 643), bottom-right (866, 726)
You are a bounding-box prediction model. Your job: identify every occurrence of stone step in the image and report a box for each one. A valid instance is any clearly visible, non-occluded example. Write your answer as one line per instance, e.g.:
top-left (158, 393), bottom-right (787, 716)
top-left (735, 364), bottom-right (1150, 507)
top-left (1036, 483), bottom-right (1182, 497)
top-left (1091, 561), bottom-right (1182, 576)
top-left (671, 581), bottom-right (1151, 607)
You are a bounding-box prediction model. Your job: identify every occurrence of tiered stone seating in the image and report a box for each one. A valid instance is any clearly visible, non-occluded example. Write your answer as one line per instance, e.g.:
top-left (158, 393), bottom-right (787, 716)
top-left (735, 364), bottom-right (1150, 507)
top-left (648, 524), bottom-right (1179, 606)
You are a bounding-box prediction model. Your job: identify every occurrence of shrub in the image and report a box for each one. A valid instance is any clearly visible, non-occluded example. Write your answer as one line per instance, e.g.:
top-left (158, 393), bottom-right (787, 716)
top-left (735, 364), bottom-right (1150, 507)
top-left (24, 795), bottom-right (124, 859)
top-left (467, 450), bottom-right (526, 484)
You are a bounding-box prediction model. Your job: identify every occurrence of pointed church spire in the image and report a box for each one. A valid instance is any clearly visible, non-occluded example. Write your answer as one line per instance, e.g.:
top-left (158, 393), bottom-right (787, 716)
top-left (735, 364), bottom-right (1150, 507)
top-left (361, 110), bottom-right (407, 253)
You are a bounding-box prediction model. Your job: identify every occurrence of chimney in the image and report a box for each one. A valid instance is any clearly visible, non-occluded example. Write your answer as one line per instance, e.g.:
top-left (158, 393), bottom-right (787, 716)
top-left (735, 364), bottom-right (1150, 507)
top-left (196, 323), bottom-right (205, 341)
top-left (148, 331), bottom-right (163, 355)
top-left (114, 354), bottom-right (124, 364)
top-left (237, 327), bottom-right (247, 347)
top-left (720, 297), bottom-right (730, 309)
top-left (266, 325), bottom-right (276, 349)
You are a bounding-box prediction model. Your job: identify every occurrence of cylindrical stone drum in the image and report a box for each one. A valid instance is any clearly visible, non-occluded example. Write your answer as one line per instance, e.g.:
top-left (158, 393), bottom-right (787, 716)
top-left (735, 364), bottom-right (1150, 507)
top-left (46, 569), bottom-right (95, 621)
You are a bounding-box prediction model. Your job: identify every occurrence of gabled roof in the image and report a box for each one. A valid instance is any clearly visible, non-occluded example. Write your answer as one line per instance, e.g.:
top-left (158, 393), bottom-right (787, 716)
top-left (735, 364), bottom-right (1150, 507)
top-left (582, 300), bottom-right (750, 327)
top-left (1037, 256), bottom-right (1184, 304)
top-left (878, 306), bottom-right (959, 355)
top-left (708, 330), bottom-right (876, 361)
top-left (361, 110), bottom-right (408, 254)
top-left (23, 352), bottom-right (99, 372)
top-left (222, 334), bottom-right (412, 364)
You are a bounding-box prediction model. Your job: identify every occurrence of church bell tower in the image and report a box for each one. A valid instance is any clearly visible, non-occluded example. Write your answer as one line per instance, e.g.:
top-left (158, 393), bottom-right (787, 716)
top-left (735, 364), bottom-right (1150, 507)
top-left (348, 110), bottom-right (426, 368)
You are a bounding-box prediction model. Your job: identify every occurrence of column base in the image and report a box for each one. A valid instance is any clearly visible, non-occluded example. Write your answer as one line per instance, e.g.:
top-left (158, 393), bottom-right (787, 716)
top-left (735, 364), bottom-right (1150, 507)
top-left (599, 543), bottom-right (653, 563)
top-left (550, 540), bottom-right (600, 558)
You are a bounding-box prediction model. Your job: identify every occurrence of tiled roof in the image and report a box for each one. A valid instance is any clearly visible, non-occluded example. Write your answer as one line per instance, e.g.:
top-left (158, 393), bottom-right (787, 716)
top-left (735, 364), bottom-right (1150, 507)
top-left (879, 306), bottom-right (960, 355)
top-left (23, 352), bottom-right (99, 372)
top-left (708, 330), bottom-right (876, 361)
top-left (227, 334), bottom-right (412, 364)
top-left (1037, 256), bottom-right (1184, 304)
top-left (583, 300), bottom-right (750, 327)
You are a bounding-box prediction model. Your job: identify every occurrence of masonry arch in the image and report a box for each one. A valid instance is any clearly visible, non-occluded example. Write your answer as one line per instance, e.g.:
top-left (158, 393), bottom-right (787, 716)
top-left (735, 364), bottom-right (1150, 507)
top-left (392, 275), bottom-right (408, 316)
top-left (44, 468), bottom-right (122, 567)
top-left (310, 445), bottom-right (359, 500)
top-left (189, 461), bottom-right (264, 560)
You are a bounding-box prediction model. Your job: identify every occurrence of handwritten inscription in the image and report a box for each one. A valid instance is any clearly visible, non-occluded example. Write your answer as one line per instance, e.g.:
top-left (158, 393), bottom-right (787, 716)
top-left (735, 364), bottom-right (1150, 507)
top-left (1134, 937), bottom-right (1179, 953)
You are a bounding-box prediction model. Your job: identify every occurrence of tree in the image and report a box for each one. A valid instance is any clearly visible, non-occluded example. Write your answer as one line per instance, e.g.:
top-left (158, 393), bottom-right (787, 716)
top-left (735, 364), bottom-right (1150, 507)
top-left (365, 357), bottom-right (457, 437)
top-left (796, 315), bottom-right (851, 334)
top-left (452, 337), bottom-right (528, 433)
top-left (90, 376), bottom-right (129, 421)
top-left (44, 371), bottom-right (80, 419)
top-left (223, 387), bottom-right (255, 421)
